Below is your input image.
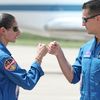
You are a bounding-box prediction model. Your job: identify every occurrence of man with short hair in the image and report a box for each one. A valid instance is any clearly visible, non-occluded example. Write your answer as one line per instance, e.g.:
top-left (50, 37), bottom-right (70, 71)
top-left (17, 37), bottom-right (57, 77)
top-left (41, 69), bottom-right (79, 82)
top-left (48, 0), bottom-right (100, 99)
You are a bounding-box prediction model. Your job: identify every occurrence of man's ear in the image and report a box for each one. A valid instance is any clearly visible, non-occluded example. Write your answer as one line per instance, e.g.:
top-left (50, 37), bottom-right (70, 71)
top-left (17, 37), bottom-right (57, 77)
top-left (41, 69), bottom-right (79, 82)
top-left (96, 15), bottom-right (100, 21)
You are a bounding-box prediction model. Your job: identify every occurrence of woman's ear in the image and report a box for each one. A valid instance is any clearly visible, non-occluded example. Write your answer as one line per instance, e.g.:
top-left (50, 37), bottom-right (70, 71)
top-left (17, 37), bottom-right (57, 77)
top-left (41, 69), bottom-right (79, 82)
top-left (0, 27), bottom-right (7, 37)
top-left (0, 27), bottom-right (6, 33)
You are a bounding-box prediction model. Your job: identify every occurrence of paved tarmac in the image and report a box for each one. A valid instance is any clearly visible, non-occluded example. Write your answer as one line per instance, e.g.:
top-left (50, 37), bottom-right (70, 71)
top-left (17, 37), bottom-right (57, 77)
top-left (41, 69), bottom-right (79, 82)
top-left (8, 45), bottom-right (80, 100)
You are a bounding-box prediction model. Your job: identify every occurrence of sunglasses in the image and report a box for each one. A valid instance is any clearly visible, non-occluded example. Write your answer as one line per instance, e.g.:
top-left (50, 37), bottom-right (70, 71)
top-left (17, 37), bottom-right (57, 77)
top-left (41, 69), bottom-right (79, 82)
top-left (12, 26), bottom-right (19, 32)
top-left (82, 14), bottom-right (100, 23)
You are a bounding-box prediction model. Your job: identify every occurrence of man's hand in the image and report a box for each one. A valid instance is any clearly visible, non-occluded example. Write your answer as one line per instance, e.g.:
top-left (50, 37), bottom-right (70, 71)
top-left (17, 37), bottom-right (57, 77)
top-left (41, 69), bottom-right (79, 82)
top-left (48, 41), bottom-right (62, 56)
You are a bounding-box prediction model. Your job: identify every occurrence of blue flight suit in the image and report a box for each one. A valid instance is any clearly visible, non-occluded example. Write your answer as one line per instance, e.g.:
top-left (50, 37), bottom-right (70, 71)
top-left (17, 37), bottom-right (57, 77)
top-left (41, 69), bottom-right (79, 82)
top-left (0, 42), bottom-right (44, 100)
top-left (71, 37), bottom-right (100, 100)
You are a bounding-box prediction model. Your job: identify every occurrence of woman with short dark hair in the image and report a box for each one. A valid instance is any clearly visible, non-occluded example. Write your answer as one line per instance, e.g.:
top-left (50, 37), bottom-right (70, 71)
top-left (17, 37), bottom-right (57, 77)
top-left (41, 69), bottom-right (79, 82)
top-left (0, 13), bottom-right (48, 100)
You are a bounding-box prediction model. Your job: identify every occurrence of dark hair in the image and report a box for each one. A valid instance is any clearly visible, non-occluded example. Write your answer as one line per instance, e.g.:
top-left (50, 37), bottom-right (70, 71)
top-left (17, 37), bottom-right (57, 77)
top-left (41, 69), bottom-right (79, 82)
top-left (82, 0), bottom-right (100, 15)
top-left (0, 13), bottom-right (15, 29)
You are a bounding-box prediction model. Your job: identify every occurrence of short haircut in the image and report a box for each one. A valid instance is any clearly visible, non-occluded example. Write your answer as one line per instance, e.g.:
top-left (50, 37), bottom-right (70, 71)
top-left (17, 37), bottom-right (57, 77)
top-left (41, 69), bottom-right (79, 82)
top-left (82, 0), bottom-right (100, 15)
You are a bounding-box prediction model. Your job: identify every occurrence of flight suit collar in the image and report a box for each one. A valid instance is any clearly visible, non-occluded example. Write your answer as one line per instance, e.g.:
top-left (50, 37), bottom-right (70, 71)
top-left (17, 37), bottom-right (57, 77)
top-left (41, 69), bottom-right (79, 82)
top-left (0, 42), bottom-right (11, 56)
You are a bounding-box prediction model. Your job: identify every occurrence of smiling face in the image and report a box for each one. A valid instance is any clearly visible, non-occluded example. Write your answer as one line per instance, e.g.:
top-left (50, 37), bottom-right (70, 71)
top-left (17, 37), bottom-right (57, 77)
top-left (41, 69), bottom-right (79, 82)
top-left (82, 0), bottom-right (100, 40)
top-left (82, 9), bottom-right (97, 34)
top-left (4, 19), bottom-right (21, 43)
top-left (0, 14), bottom-right (21, 45)
top-left (82, 8), bottom-right (100, 39)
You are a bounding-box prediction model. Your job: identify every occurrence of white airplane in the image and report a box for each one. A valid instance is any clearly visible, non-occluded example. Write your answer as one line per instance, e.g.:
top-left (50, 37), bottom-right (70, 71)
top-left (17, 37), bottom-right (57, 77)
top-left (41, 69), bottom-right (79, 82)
top-left (0, 0), bottom-right (90, 40)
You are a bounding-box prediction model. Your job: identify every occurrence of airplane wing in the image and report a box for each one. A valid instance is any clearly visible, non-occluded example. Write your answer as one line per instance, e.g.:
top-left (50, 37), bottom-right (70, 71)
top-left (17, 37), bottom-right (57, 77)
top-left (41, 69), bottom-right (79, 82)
top-left (45, 17), bottom-right (85, 31)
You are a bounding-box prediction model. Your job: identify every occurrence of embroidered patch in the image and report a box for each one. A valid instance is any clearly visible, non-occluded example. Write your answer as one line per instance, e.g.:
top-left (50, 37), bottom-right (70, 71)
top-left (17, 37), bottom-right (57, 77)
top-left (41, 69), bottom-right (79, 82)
top-left (4, 58), bottom-right (16, 71)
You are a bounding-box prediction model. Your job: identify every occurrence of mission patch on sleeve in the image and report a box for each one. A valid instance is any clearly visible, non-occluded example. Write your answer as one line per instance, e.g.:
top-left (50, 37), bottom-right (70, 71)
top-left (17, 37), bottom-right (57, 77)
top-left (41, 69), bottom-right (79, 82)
top-left (4, 58), bottom-right (17, 71)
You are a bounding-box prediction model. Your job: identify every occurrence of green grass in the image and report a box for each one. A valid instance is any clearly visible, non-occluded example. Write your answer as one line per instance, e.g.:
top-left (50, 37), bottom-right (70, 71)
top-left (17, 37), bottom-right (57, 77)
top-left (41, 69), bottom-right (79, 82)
top-left (10, 32), bottom-right (87, 48)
